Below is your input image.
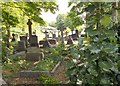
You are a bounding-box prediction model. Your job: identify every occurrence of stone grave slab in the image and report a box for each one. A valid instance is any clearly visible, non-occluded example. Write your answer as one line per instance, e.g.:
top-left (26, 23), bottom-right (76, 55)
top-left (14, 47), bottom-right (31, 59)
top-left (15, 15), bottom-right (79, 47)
top-left (19, 71), bottom-right (50, 78)
top-left (25, 52), bottom-right (44, 62)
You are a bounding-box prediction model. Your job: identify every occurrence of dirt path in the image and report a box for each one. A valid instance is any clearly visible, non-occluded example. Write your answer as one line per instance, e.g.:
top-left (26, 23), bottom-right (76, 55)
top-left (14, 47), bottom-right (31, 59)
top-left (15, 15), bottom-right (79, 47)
top-left (53, 61), bottom-right (69, 84)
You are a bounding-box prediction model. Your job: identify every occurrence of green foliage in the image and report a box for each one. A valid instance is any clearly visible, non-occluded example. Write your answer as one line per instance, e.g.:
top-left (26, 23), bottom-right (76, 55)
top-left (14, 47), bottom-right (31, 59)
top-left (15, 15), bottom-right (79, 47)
top-left (47, 45), bottom-right (67, 61)
top-left (33, 59), bottom-right (56, 71)
top-left (65, 2), bottom-right (119, 85)
top-left (2, 41), bottom-right (14, 63)
top-left (37, 73), bottom-right (58, 84)
top-left (56, 14), bottom-right (65, 30)
top-left (67, 11), bottom-right (84, 29)
top-left (2, 10), bottom-right (19, 27)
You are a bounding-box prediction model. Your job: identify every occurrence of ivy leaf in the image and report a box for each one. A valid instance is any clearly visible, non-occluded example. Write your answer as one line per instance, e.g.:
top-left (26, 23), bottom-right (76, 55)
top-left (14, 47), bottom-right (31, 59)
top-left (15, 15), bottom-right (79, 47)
top-left (100, 14), bottom-right (111, 27)
top-left (78, 38), bottom-right (83, 46)
top-left (88, 66), bottom-right (98, 77)
top-left (85, 27), bottom-right (99, 36)
top-left (87, 54), bottom-right (98, 62)
top-left (99, 61), bottom-right (113, 71)
top-left (100, 78), bottom-right (110, 84)
top-left (88, 43), bottom-right (101, 54)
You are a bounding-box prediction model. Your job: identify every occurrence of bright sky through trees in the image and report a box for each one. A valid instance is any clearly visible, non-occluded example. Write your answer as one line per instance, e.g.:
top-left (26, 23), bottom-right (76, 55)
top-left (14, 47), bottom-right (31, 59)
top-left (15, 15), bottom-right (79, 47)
top-left (41, 0), bottom-right (70, 23)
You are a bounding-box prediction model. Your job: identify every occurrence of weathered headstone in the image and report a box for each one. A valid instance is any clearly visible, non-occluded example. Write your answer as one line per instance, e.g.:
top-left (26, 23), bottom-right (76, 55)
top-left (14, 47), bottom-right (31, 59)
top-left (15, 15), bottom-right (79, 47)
top-left (48, 39), bottom-right (57, 45)
top-left (25, 52), bottom-right (44, 62)
top-left (20, 36), bottom-right (28, 47)
top-left (43, 40), bottom-right (51, 48)
top-left (11, 33), bottom-right (16, 42)
top-left (15, 40), bottom-right (27, 52)
top-left (39, 40), bottom-right (45, 48)
top-left (67, 36), bottom-right (73, 44)
top-left (76, 30), bottom-right (79, 37)
top-left (72, 34), bottom-right (78, 40)
top-left (52, 34), bottom-right (56, 38)
top-left (29, 35), bottom-right (39, 47)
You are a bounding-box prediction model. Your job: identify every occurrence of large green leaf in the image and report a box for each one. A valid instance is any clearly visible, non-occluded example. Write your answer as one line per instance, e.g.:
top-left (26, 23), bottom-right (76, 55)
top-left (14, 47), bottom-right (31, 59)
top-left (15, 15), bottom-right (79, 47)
top-left (100, 14), bottom-right (111, 27)
top-left (99, 60), bottom-right (113, 71)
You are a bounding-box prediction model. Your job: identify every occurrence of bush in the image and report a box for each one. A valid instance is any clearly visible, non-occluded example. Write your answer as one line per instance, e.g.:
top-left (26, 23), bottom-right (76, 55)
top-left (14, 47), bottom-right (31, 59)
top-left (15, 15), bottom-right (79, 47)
top-left (37, 73), bottom-right (58, 84)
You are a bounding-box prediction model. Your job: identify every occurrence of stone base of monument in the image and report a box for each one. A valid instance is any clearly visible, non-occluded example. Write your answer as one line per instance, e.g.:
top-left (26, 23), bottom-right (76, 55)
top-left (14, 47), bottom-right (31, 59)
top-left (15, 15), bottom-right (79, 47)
top-left (19, 61), bottom-right (61, 78)
top-left (25, 52), bottom-right (44, 62)
top-left (14, 41), bottom-right (27, 53)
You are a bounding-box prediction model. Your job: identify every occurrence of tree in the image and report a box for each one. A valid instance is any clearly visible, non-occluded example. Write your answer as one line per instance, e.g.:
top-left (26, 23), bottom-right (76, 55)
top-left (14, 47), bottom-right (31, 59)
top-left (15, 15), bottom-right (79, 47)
top-left (56, 14), bottom-right (65, 46)
top-left (1, 2), bottom-right (58, 47)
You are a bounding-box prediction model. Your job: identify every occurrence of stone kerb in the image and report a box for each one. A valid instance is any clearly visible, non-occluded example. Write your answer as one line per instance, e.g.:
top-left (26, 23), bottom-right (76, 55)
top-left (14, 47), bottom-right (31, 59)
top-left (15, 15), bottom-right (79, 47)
top-left (19, 61), bottom-right (61, 78)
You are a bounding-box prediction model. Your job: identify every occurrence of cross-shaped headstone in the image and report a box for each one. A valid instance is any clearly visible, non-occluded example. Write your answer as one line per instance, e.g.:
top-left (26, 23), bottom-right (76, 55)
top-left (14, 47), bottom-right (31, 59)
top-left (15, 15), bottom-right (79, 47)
top-left (27, 19), bottom-right (32, 38)
top-left (44, 30), bottom-right (48, 40)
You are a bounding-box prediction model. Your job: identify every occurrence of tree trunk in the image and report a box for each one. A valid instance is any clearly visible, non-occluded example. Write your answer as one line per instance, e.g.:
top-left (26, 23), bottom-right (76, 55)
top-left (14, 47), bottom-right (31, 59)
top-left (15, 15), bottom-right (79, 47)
top-left (6, 25), bottom-right (10, 48)
top-left (61, 28), bottom-right (64, 46)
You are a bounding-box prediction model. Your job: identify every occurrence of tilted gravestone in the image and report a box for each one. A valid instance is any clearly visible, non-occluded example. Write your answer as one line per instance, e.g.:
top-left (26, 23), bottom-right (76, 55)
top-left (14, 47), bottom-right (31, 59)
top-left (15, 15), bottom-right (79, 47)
top-left (25, 52), bottom-right (44, 62)
top-left (20, 36), bottom-right (28, 47)
top-left (29, 35), bottom-right (39, 47)
top-left (67, 36), bottom-right (74, 44)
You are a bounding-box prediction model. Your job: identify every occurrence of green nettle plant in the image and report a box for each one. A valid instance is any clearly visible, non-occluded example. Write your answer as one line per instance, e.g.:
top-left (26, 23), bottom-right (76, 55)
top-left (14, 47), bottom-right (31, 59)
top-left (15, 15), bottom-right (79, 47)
top-left (65, 2), bottom-right (120, 85)
top-left (37, 73), bottom-right (58, 84)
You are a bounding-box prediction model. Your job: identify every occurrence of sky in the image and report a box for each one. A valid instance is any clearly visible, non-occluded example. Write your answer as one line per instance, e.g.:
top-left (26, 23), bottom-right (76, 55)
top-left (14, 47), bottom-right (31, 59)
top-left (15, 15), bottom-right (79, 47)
top-left (41, 0), bottom-right (70, 23)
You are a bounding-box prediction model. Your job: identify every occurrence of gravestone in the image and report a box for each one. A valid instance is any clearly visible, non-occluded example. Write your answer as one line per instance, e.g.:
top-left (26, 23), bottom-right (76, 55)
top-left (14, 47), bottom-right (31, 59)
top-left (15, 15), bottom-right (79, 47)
top-left (43, 40), bottom-right (51, 48)
top-left (29, 35), bottom-right (39, 47)
top-left (44, 30), bottom-right (48, 40)
top-left (72, 34), bottom-right (78, 40)
top-left (27, 19), bottom-right (32, 38)
top-left (11, 33), bottom-right (16, 42)
top-left (20, 36), bottom-right (28, 47)
top-left (25, 52), bottom-right (44, 62)
top-left (15, 40), bottom-right (27, 52)
top-left (39, 40), bottom-right (45, 48)
top-left (52, 34), bottom-right (56, 38)
top-left (48, 39), bottom-right (57, 45)
top-left (76, 30), bottom-right (79, 37)
top-left (67, 36), bottom-right (73, 44)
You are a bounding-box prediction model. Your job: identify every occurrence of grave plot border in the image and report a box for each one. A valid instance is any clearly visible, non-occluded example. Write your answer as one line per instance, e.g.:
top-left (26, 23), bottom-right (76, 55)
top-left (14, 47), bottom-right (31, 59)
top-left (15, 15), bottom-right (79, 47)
top-left (19, 61), bottom-right (62, 78)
